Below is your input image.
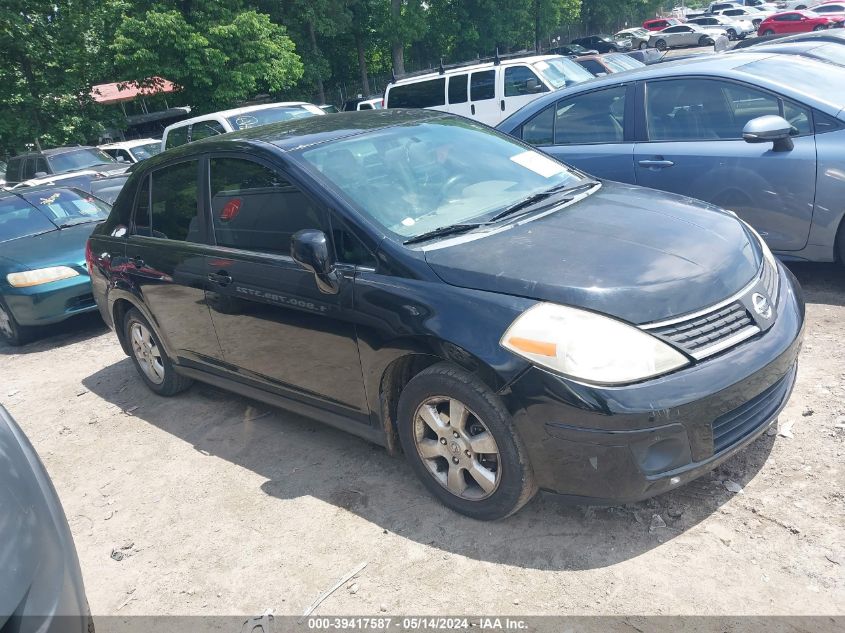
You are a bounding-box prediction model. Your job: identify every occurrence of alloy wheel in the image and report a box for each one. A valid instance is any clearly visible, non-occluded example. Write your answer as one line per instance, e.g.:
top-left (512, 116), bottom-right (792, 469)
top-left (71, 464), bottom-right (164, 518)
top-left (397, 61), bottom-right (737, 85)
top-left (412, 396), bottom-right (501, 500)
top-left (130, 321), bottom-right (165, 384)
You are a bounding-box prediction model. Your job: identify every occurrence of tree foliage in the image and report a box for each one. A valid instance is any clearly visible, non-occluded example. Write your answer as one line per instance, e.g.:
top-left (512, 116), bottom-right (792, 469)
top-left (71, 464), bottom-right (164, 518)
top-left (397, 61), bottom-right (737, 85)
top-left (0, 0), bottom-right (673, 154)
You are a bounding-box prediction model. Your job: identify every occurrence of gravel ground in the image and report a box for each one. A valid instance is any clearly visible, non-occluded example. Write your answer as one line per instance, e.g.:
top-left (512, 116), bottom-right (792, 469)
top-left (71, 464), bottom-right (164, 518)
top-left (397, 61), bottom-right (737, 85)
top-left (1, 262), bottom-right (843, 619)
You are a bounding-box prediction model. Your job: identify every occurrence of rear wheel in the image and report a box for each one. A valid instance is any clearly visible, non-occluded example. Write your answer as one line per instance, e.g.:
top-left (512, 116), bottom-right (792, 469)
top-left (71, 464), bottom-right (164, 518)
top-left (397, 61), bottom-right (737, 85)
top-left (0, 299), bottom-right (32, 347)
top-left (655, 39), bottom-right (667, 51)
top-left (396, 362), bottom-right (537, 520)
top-left (124, 308), bottom-right (192, 396)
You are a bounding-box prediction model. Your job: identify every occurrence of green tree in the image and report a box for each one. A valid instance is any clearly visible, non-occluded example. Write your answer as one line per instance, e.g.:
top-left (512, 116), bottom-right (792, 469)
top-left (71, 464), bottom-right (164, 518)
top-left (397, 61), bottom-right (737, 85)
top-left (112, 1), bottom-right (303, 113)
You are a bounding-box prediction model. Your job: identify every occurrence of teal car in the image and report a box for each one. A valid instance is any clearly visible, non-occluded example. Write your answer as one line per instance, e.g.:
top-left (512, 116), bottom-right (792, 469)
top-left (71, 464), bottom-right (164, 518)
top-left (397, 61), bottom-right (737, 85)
top-left (0, 186), bottom-right (110, 345)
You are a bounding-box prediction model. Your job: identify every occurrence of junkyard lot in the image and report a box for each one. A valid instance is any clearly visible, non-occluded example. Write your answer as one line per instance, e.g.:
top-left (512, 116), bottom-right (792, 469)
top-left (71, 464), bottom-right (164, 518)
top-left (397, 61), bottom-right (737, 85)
top-left (1, 263), bottom-right (843, 617)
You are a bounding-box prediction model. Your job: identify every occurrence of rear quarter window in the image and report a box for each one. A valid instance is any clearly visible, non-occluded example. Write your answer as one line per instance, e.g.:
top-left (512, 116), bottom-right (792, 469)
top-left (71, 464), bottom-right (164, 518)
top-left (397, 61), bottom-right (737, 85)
top-left (387, 78), bottom-right (446, 108)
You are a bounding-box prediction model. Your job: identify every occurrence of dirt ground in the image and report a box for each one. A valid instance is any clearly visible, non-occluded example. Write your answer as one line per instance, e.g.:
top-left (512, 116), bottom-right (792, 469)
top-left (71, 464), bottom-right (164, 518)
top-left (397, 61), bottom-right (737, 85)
top-left (1, 262), bottom-right (843, 619)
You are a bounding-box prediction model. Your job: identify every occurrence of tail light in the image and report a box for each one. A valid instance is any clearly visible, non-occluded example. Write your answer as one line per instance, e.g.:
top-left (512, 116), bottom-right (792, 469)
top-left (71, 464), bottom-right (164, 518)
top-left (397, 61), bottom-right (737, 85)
top-left (85, 239), bottom-right (95, 272)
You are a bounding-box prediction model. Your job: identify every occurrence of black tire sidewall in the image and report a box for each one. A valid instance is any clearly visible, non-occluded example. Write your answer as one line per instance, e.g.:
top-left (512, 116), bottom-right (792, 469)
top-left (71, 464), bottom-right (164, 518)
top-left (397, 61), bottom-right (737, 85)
top-left (0, 297), bottom-right (29, 346)
top-left (396, 363), bottom-right (536, 520)
top-left (123, 308), bottom-right (189, 396)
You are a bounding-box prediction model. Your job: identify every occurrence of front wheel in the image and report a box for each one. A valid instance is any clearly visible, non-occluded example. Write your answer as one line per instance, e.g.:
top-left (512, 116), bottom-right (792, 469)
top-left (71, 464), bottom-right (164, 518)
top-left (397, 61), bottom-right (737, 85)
top-left (396, 363), bottom-right (537, 520)
top-left (0, 298), bottom-right (32, 347)
top-left (813, 24), bottom-right (826, 31)
top-left (655, 39), bottom-right (667, 51)
top-left (700, 35), bottom-right (714, 46)
top-left (727, 29), bottom-right (737, 40)
top-left (124, 308), bottom-right (192, 396)
top-left (762, 29), bottom-right (774, 36)
top-left (639, 41), bottom-right (648, 49)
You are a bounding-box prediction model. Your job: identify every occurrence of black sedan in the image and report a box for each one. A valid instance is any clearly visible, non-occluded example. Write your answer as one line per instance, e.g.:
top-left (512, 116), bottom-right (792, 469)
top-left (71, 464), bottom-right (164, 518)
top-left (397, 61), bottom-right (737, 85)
top-left (571, 34), bottom-right (632, 53)
top-left (87, 110), bottom-right (803, 520)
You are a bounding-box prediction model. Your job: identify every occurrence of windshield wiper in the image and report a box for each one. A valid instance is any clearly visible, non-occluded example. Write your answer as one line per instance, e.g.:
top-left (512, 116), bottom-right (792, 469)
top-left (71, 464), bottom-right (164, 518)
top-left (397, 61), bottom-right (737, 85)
top-left (403, 223), bottom-right (483, 245)
top-left (487, 180), bottom-right (599, 223)
top-left (58, 218), bottom-right (100, 228)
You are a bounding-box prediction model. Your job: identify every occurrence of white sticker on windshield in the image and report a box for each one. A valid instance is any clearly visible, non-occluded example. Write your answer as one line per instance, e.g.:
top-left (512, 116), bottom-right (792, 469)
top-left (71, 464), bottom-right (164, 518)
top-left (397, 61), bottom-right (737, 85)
top-left (401, 217), bottom-right (416, 227)
top-left (510, 151), bottom-right (566, 178)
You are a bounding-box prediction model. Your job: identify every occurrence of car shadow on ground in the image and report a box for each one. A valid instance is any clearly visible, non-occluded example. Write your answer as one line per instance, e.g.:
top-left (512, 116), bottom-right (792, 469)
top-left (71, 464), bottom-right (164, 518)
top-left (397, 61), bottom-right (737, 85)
top-left (82, 356), bottom-right (775, 571)
top-left (786, 262), bottom-right (845, 307)
top-left (0, 312), bottom-right (108, 356)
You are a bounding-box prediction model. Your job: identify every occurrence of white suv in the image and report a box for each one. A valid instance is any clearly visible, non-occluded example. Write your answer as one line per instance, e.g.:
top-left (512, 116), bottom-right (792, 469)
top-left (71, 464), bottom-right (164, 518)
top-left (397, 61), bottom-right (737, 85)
top-left (161, 102), bottom-right (325, 151)
top-left (384, 54), bottom-right (594, 126)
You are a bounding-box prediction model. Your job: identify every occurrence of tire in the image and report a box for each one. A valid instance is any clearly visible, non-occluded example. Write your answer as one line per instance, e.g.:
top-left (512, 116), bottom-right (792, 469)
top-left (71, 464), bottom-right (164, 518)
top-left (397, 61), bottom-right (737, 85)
top-left (727, 29), bottom-right (737, 40)
top-left (700, 35), bottom-right (714, 46)
top-left (762, 29), bottom-right (774, 36)
top-left (396, 362), bottom-right (537, 520)
top-left (813, 24), bottom-right (826, 31)
top-left (836, 218), bottom-right (845, 264)
top-left (0, 298), bottom-right (32, 347)
top-left (124, 308), bottom-right (192, 396)
top-left (655, 39), bottom-right (667, 51)
top-left (639, 41), bottom-right (648, 49)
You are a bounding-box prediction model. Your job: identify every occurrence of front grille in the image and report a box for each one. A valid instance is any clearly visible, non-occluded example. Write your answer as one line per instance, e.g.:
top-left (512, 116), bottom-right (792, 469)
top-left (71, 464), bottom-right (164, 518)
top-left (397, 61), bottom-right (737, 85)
top-left (712, 366), bottom-right (795, 454)
top-left (648, 301), bottom-right (755, 357)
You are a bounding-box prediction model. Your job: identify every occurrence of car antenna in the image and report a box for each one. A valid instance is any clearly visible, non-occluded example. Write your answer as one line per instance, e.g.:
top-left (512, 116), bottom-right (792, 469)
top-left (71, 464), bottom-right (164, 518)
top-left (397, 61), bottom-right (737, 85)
top-left (494, 47), bottom-right (501, 65)
top-left (438, 58), bottom-right (445, 75)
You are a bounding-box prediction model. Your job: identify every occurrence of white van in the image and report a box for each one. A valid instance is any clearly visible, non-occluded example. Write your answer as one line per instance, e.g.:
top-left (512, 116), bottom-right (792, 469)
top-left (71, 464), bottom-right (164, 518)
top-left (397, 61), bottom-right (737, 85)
top-left (384, 54), bottom-right (594, 126)
top-left (161, 102), bottom-right (325, 151)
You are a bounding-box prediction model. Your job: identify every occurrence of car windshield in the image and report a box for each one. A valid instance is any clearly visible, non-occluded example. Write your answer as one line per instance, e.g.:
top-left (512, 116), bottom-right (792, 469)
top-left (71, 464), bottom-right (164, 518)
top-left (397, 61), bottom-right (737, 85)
top-left (532, 57), bottom-right (594, 89)
top-left (131, 142), bottom-right (161, 161)
top-left (18, 188), bottom-right (110, 228)
top-left (47, 148), bottom-right (117, 173)
top-left (603, 53), bottom-right (646, 72)
top-left (227, 105), bottom-right (318, 130)
top-left (299, 118), bottom-right (586, 240)
top-left (0, 196), bottom-right (56, 242)
top-left (738, 55), bottom-right (845, 105)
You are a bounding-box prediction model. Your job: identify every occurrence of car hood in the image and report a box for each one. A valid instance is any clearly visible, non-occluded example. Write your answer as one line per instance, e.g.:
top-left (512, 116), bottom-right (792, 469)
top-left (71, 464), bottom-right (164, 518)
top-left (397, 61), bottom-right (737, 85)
top-left (0, 223), bottom-right (97, 273)
top-left (423, 182), bottom-right (761, 324)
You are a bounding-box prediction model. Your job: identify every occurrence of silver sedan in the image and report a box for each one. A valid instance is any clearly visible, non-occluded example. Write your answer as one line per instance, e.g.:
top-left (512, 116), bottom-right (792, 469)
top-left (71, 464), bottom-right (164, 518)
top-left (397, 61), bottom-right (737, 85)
top-left (648, 24), bottom-right (725, 50)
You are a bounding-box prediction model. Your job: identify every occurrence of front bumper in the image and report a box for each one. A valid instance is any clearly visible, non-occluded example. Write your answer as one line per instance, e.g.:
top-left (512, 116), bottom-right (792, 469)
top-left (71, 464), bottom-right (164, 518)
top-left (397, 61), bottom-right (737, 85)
top-left (503, 263), bottom-right (804, 503)
top-left (2, 273), bottom-right (97, 327)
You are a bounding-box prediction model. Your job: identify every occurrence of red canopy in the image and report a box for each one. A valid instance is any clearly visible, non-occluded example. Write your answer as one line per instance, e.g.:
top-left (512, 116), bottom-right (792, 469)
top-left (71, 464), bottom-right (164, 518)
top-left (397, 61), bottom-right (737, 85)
top-left (90, 77), bottom-right (178, 105)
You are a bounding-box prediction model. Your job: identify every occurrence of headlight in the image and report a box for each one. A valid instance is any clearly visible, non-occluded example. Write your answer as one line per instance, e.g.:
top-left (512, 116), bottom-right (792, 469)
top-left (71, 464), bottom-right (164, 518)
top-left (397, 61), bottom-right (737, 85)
top-left (6, 266), bottom-right (79, 288)
top-left (741, 220), bottom-right (777, 271)
top-left (501, 303), bottom-right (689, 385)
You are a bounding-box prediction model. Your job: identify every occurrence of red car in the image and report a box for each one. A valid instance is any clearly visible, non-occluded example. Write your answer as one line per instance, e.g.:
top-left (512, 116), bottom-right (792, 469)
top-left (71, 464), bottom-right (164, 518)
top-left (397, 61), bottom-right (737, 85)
top-left (642, 17), bottom-right (682, 31)
top-left (757, 10), bottom-right (837, 35)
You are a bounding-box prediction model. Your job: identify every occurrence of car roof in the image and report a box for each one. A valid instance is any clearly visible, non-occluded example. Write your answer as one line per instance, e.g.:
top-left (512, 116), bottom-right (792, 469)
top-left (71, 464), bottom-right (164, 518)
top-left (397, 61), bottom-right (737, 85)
top-left (388, 55), bottom-right (565, 85)
top-left (141, 110), bottom-right (447, 164)
top-left (163, 102), bottom-right (315, 130)
top-left (497, 51), bottom-right (845, 129)
top-left (99, 139), bottom-right (159, 150)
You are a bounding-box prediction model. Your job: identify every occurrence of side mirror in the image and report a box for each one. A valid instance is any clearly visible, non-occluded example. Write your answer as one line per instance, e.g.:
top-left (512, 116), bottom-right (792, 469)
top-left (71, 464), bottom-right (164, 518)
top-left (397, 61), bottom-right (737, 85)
top-left (34, 171), bottom-right (47, 178)
top-left (742, 115), bottom-right (794, 152)
top-left (291, 229), bottom-right (340, 294)
top-left (116, 156), bottom-right (126, 163)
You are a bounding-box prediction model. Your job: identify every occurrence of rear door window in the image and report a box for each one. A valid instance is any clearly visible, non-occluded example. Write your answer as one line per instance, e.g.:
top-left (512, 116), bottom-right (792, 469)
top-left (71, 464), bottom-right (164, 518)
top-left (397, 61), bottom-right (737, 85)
top-left (22, 158), bottom-right (37, 180)
top-left (470, 70), bottom-right (496, 101)
top-left (448, 74), bottom-right (468, 104)
top-left (387, 78), bottom-right (446, 108)
top-left (554, 85), bottom-right (627, 145)
top-left (133, 160), bottom-right (201, 241)
top-left (209, 157), bottom-right (327, 255)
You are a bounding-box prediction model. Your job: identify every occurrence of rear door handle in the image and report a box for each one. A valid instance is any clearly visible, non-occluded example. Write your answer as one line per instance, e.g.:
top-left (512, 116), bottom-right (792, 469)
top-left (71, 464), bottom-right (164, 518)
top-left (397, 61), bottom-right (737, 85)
top-left (208, 271), bottom-right (233, 286)
top-left (500, 99), bottom-right (505, 111)
top-left (471, 104), bottom-right (476, 115)
top-left (638, 159), bottom-right (675, 169)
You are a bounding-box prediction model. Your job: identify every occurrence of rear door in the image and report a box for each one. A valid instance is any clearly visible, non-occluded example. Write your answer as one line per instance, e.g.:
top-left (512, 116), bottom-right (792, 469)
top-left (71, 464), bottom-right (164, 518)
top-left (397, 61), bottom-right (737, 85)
top-left (469, 69), bottom-right (499, 125)
top-left (633, 77), bottom-right (817, 252)
top-left (516, 83), bottom-right (636, 183)
top-left (446, 73), bottom-right (471, 118)
top-left (202, 155), bottom-right (369, 418)
top-left (123, 159), bottom-right (224, 364)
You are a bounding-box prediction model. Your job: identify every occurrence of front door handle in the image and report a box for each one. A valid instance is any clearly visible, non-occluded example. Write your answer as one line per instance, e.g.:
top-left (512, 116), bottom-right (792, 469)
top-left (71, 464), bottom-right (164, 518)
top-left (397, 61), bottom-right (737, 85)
top-left (208, 271), bottom-right (233, 286)
top-left (638, 159), bottom-right (675, 169)
top-left (471, 104), bottom-right (476, 115)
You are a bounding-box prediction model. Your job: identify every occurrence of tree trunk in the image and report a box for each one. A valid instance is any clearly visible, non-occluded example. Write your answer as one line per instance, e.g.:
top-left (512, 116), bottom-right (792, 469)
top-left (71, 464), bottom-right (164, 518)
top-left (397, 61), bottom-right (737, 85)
top-left (355, 32), bottom-right (370, 98)
top-left (308, 20), bottom-right (325, 104)
top-left (391, 0), bottom-right (405, 75)
top-left (534, 0), bottom-right (541, 52)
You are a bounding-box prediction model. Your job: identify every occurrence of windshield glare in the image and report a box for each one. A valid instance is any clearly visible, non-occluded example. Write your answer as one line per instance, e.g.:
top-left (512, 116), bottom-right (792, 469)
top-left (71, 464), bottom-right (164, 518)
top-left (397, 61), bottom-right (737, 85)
top-left (131, 142), bottom-right (162, 161)
top-left (227, 106), bottom-right (318, 130)
top-left (48, 148), bottom-right (117, 173)
top-left (0, 196), bottom-right (56, 242)
top-left (19, 188), bottom-right (110, 228)
top-left (533, 57), bottom-right (594, 89)
top-left (300, 120), bottom-right (584, 239)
